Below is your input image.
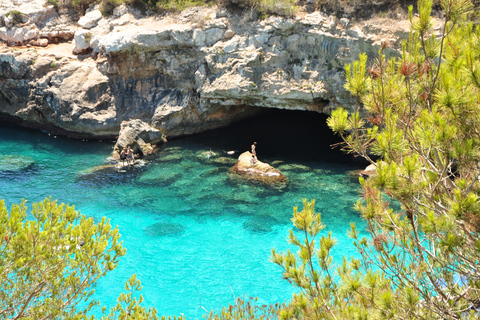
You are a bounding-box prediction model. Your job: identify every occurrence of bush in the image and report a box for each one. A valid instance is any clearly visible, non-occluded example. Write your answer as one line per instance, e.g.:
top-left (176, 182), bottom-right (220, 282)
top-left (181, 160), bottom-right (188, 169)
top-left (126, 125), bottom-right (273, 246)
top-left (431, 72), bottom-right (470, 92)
top-left (155, 0), bottom-right (214, 13)
top-left (0, 198), bottom-right (126, 319)
top-left (84, 31), bottom-right (92, 43)
top-left (47, 0), bottom-right (59, 7)
top-left (69, 0), bottom-right (97, 14)
top-left (257, 0), bottom-right (296, 17)
top-left (100, 0), bottom-right (119, 15)
top-left (5, 10), bottom-right (24, 24)
top-left (215, 0), bottom-right (297, 17)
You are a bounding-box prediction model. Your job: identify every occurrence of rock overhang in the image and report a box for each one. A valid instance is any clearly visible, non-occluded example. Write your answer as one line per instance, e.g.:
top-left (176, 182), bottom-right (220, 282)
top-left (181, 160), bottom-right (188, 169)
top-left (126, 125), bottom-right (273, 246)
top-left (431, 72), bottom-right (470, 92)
top-left (0, 2), bottom-right (416, 139)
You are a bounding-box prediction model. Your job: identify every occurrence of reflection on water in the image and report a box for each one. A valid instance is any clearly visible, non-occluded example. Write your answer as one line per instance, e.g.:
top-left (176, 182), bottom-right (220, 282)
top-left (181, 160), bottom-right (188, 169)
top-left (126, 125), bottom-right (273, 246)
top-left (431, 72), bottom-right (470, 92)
top-left (0, 110), bottom-right (368, 318)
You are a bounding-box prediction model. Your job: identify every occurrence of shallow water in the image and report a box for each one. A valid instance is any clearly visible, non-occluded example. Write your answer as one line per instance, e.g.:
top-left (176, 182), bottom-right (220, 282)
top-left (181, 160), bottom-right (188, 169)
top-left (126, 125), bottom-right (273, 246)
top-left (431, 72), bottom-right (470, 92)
top-left (0, 110), bottom-right (367, 318)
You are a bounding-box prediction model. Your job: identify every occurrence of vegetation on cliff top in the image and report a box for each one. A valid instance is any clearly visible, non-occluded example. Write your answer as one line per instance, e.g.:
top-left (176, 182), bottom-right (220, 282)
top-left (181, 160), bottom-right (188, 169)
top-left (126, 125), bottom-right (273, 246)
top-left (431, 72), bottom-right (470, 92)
top-left (59, 0), bottom-right (298, 17)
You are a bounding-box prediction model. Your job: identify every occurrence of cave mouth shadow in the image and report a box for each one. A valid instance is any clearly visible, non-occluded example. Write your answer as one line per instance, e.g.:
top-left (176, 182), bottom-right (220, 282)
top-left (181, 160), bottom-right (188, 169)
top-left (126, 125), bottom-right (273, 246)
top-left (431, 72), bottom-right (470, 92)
top-left (184, 108), bottom-right (364, 165)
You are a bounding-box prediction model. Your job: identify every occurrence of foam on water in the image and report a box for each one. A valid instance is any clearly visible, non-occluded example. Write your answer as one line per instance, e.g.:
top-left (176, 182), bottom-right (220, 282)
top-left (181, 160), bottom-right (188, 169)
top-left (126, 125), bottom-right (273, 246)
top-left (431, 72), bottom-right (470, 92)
top-left (0, 110), bottom-right (368, 318)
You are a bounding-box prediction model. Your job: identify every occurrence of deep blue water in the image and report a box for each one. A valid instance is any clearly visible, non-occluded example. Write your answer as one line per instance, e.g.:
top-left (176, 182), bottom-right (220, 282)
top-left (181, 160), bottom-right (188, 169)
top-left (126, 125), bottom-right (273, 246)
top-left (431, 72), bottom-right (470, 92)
top-left (0, 109), bottom-right (367, 318)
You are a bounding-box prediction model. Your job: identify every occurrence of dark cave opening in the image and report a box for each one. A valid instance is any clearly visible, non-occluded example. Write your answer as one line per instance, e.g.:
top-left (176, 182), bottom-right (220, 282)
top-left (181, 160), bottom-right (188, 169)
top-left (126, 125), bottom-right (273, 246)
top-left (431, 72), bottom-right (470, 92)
top-left (183, 108), bottom-right (365, 165)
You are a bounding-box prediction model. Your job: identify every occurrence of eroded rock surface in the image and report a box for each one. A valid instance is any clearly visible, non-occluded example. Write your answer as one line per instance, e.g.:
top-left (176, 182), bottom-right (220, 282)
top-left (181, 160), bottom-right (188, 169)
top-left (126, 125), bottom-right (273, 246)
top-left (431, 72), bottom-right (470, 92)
top-left (113, 119), bottom-right (167, 159)
top-left (0, 2), bottom-right (423, 139)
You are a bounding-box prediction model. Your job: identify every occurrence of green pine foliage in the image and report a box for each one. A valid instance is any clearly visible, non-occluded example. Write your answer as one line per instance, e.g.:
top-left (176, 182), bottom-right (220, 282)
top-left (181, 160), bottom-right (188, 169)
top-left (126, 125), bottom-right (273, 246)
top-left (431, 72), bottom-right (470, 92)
top-left (97, 0), bottom-right (296, 17)
top-left (319, 0), bottom-right (480, 318)
top-left (0, 198), bottom-right (160, 320)
top-left (172, 0), bottom-right (480, 317)
top-left (0, 198), bottom-right (125, 319)
top-left (101, 274), bottom-right (160, 320)
top-left (205, 297), bottom-right (283, 319)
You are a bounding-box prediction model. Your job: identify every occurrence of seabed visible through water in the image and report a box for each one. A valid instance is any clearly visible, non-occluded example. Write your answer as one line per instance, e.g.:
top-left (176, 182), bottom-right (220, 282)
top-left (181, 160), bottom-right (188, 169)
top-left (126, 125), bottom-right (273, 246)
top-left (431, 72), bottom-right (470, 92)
top-left (0, 109), bottom-right (368, 318)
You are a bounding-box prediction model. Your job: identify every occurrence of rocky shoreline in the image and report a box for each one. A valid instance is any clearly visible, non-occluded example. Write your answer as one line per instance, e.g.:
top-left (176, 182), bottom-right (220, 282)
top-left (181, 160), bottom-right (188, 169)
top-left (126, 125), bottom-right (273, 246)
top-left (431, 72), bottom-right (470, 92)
top-left (0, 0), bottom-right (431, 145)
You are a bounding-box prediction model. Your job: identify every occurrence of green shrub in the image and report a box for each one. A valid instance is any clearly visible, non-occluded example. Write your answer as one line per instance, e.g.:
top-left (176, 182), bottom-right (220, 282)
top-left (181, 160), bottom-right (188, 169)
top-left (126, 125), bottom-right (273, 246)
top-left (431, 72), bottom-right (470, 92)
top-left (84, 31), bottom-right (92, 43)
top-left (257, 0), bottom-right (296, 17)
top-left (5, 10), bottom-right (24, 24)
top-left (69, 0), bottom-right (97, 14)
top-left (125, 0), bottom-right (149, 14)
top-left (215, 0), bottom-right (296, 17)
top-left (100, 0), bottom-right (124, 16)
top-left (155, 0), bottom-right (214, 13)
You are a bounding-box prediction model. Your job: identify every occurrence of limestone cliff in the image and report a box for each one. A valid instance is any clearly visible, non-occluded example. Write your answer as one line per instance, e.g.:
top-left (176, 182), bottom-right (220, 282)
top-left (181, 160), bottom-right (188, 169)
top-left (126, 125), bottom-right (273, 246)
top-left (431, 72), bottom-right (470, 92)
top-left (0, 0), bottom-right (422, 139)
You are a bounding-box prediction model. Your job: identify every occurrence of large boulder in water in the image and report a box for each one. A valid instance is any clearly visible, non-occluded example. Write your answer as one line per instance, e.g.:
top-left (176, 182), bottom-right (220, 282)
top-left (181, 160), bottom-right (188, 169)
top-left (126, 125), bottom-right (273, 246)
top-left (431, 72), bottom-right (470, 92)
top-left (228, 151), bottom-right (288, 189)
top-left (113, 119), bottom-right (167, 160)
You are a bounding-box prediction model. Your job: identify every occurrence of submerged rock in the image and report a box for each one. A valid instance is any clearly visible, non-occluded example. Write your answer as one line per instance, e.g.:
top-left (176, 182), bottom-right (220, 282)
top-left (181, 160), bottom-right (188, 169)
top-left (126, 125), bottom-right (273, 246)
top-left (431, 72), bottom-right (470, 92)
top-left (77, 160), bottom-right (146, 185)
top-left (0, 155), bottom-right (35, 172)
top-left (228, 151), bottom-right (288, 189)
top-left (277, 163), bottom-right (311, 172)
top-left (195, 150), bottom-right (236, 166)
top-left (138, 166), bottom-right (182, 185)
top-left (243, 215), bottom-right (280, 234)
top-left (144, 222), bottom-right (185, 237)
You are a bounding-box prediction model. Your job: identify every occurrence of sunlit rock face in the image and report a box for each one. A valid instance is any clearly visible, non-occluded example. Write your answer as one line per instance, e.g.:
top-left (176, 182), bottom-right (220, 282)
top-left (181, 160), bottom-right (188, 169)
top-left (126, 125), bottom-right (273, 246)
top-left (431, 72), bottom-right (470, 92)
top-left (228, 151), bottom-right (288, 189)
top-left (0, 3), bottom-right (409, 139)
top-left (112, 119), bottom-right (167, 159)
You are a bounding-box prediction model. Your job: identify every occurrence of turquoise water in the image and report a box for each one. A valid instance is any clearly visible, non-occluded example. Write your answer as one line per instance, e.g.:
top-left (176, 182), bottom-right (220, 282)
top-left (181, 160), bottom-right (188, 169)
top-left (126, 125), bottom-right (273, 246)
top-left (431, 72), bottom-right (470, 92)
top-left (0, 110), bottom-right (367, 318)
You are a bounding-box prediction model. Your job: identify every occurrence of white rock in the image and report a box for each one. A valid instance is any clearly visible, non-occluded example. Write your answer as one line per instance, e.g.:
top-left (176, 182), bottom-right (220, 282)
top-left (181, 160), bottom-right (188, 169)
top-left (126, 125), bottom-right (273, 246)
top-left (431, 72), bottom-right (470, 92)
top-left (4, 15), bottom-right (14, 28)
top-left (223, 29), bottom-right (234, 40)
top-left (328, 16), bottom-right (336, 28)
top-left (89, 20), bottom-right (111, 52)
top-left (215, 8), bottom-right (228, 18)
top-left (30, 38), bottom-right (48, 46)
top-left (0, 27), bottom-right (8, 41)
top-left (340, 17), bottom-right (350, 28)
top-left (254, 33), bottom-right (269, 45)
top-left (194, 65), bottom-right (206, 90)
top-left (270, 17), bottom-right (293, 31)
top-left (110, 13), bottom-right (134, 27)
top-left (24, 27), bottom-right (39, 40)
top-left (204, 27), bottom-right (224, 46)
top-left (223, 35), bottom-right (244, 53)
top-left (78, 10), bottom-right (102, 29)
top-left (193, 29), bottom-right (205, 46)
top-left (303, 12), bottom-right (325, 26)
top-left (72, 29), bottom-right (91, 54)
top-left (0, 25), bottom-right (38, 43)
top-left (112, 4), bottom-right (128, 17)
top-left (286, 34), bottom-right (300, 51)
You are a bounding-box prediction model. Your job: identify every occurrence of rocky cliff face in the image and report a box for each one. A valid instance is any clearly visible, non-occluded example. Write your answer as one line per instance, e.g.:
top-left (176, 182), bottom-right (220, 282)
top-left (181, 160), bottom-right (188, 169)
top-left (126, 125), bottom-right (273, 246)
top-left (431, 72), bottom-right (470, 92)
top-left (0, 0), bottom-right (413, 139)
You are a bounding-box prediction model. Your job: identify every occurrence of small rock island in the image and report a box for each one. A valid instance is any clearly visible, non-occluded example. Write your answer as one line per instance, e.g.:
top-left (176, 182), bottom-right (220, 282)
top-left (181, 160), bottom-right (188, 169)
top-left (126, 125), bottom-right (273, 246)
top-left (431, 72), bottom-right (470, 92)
top-left (228, 151), bottom-right (288, 189)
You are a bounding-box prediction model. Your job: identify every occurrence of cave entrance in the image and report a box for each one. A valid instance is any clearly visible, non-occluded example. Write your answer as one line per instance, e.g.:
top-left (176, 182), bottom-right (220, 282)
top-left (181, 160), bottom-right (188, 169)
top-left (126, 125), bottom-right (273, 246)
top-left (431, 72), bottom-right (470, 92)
top-left (183, 108), bottom-right (358, 165)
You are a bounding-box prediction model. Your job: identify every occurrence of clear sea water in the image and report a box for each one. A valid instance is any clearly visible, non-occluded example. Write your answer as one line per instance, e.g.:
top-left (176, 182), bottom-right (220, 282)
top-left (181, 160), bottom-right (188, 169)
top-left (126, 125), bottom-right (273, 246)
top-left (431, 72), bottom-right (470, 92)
top-left (0, 109), bottom-right (368, 318)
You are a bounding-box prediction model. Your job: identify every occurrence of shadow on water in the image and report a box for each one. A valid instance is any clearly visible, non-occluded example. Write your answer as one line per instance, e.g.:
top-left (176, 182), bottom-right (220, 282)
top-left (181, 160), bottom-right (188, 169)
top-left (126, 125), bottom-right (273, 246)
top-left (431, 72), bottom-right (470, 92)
top-left (0, 119), bottom-right (115, 156)
top-left (144, 221), bottom-right (185, 237)
top-left (243, 214), bottom-right (282, 234)
top-left (76, 163), bottom-right (147, 187)
top-left (0, 155), bottom-right (37, 180)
